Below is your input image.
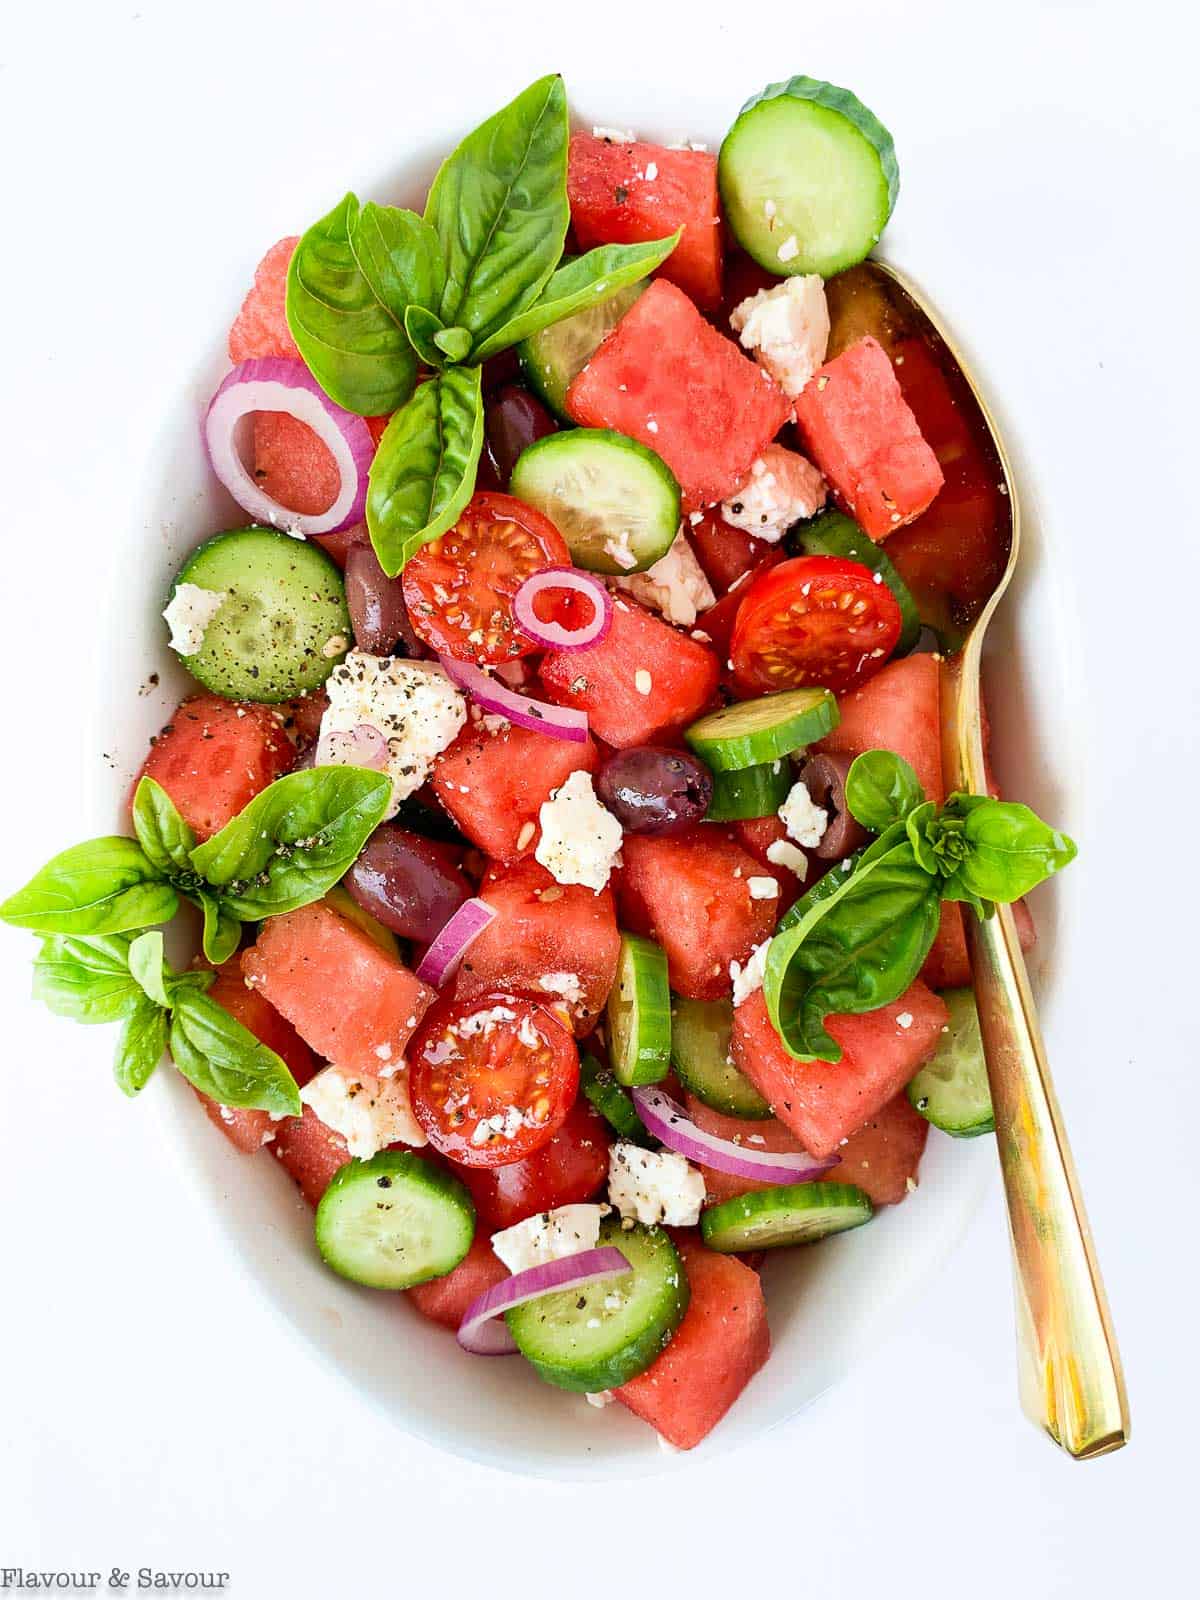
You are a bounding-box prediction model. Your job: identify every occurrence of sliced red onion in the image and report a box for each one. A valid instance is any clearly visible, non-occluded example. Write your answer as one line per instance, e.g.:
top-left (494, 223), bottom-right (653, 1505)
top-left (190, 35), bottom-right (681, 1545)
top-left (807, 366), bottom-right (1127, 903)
top-left (513, 567), bottom-right (613, 652)
top-left (204, 357), bottom-right (374, 536)
top-left (457, 1246), bottom-right (632, 1356)
top-left (438, 655), bottom-right (588, 743)
top-left (632, 1085), bottom-right (838, 1185)
top-left (415, 897), bottom-right (497, 987)
top-left (316, 722), bottom-right (388, 770)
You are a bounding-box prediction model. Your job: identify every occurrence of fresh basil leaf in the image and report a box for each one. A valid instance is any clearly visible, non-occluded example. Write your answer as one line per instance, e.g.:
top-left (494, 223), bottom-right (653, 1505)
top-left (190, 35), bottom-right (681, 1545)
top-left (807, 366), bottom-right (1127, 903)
top-left (168, 987), bottom-right (301, 1117)
top-left (1, 837), bottom-right (177, 936)
top-left (366, 366), bottom-right (484, 575)
top-left (845, 751), bottom-right (925, 833)
top-left (470, 234), bottom-right (681, 362)
top-left (128, 930), bottom-right (171, 1009)
top-left (426, 74), bottom-right (570, 355)
top-left (113, 997), bottom-right (169, 1098)
top-left (404, 304), bottom-right (448, 368)
top-left (434, 327), bottom-right (472, 362)
top-left (131, 777), bottom-right (197, 875)
top-left (198, 891), bottom-right (242, 966)
top-left (943, 794), bottom-right (1078, 903)
top-left (31, 933), bottom-right (143, 1025)
top-left (352, 199), bottom-right (444, 327)
top-left (188, 766), bottom-right (392, 921)
top-left (285, 193), bottom-right (423, 417)
top-left (905, 799), bottom-right (940, 874)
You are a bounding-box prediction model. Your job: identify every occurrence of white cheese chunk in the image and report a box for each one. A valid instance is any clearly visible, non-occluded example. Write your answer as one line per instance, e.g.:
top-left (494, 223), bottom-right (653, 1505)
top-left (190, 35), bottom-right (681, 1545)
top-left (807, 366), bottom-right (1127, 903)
top-left (491, 1203), bottom-right (609, 1274)
top-left (779, 781), bottom-right (829, 849)
top-left (730, 939), bottom-right (772, 1008)
top-left (535, 769), bottom-right (623, 892)
top-left (730, 274), bottom-right (830, 398)
top-left (613, 528), bottom-right (716, 627)
top-left (592, 126), bottom-right (635, 143)
top-left (608, 1142), bottom-right (706, 1228)
top-left (765, 838), bottom-right (809, 879)
top-left (299, 1064), bottom-right (426, 1157)
top-left (720, 444), bottom-right (827, 542)
top-left (162, 583), bottom-right (228, 656)
top-left (539, 971), bottom-right (585, 1007)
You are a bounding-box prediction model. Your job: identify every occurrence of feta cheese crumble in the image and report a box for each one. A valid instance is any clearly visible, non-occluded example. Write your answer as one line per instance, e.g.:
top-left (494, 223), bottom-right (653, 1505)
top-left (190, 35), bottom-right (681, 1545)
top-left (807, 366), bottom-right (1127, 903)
top-left (765, 838), bottom-right (809, 879)
top-left (162, 583), bottom-right (228, 656)
top-left (779, 781), bottom-right (829, 849)
top-left (592, 125), bottom-right (635, 142)
top-left (603, 529), bottom-right (639, 570)
top-left (491, 1204), bottom-right (609, 1274)
top-left (777, 234), bottom-right (800, 263)
top-left (730, 275), bottom-right (830, 399)
top-left (535, 769), bottom-right (624, 892)
top-left (613, 527), bottom-right (715, 627)
top-left (585, 1390), bottom-right (614, 1408)
top-left (730, 939), bottom-right (771, 1007)
top-left (747, 876), bottom-right (779, 900)
top-left (300, 1065), bottom-right (426, 1157)
top-left (608, 1142), bottom-right (705, 1228)
top-left (720, 444), bottom-right (827, 542)
top-left (539, 971), bottom-right (585, 1007)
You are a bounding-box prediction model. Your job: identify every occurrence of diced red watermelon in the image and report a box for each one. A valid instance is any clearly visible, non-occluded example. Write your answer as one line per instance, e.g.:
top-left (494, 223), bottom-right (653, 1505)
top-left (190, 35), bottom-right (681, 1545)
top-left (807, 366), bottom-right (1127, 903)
top-left (136, 694), bottom-right (294, 842)
top-left (228, 237), bottom-right (301, 362)
top-left (272, 1104), bottom-right (351, 1206)
top-left (685, 1096), bottom-right (810, 1206)
top-left (615, 1238), bottom-right (769, 1449)
top-left (731, 983), bottom-right (948, 1157)
top-left (453, 858), bottom-right (620, 1036)
top-left (539, 597), bottom-right (719, 748)
top-left (406, 1234), bottom-right (510, 1330)
top-left (252, 412), bottom-right (340, 517)
top-left (618, 828), bottom-right (780, 1001)
top-left (825, 1093), bottom-right (929, 1205)
top-left (431, 721), bottom-right (599, 864)
top-left (688, 510), bottom-right (775, 594)
top-left (730, 816), bottom-right (803, 881)
top-left (567, 134), bottom-right (723, 310)
top-left (241, 901), bottom-right (435, 1075)
top-left (565, 280), bottom-right (792, 511)
top-left (816, 653), bottom-right (944, 804)
top-left (793, 335), bottom-right (944, 541)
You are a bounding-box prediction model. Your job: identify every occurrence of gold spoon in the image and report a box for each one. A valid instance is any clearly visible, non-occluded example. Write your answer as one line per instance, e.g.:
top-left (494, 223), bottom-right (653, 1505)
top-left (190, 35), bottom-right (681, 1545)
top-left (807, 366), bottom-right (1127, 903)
top-left (824, 260), bottom-right (1130, 1458)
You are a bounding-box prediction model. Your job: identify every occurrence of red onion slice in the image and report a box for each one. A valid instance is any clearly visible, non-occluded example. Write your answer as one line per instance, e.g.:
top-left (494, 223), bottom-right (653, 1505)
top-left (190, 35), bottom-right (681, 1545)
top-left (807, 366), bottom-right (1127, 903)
top-left (315, 722), bottom-right (388, 770)
top-left (632, 1085), bottom-right (837, 1185)
top-left (415, 897), bottom-right (497, 987)
top-left (457, 1246), bottom-right (632, 1356)
top-left (204, 357), bottom-right (374, 537)
top-left (512, 567), bottom-right (613, 652)
top-left (438, 655), bottom-right (589, 743)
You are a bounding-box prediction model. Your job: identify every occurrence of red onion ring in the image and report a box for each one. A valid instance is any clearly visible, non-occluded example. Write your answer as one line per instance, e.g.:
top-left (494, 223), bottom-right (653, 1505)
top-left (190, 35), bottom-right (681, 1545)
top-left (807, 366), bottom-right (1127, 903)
top-left (632, 1085), bottom-right (837, 1185)
top-left (512, 567), bottom-right (613, 652)
top-left (203, 357), bottom-right (374, 536)
top-left (415, 897), bottom-right (497, 987)
top-left (438, 655), bottom-right (589, 743)
top-left (315, 722), bottom-right (388, 770)
top-left (457, 1246), bottom-right (632, 1356)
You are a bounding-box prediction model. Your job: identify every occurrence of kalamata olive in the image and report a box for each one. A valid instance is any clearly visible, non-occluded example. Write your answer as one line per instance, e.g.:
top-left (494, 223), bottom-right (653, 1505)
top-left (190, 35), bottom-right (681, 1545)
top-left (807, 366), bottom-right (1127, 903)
top-left (596, 746), bottom-right (713, 835)
top-left (344, 824), bottom-right (472, 943)
top-left (798, 751), bottom-right (870, 860)
top-left (345, 543), bottom-right (425, 657)
top-left (483, 384), bottom-right (557, 487)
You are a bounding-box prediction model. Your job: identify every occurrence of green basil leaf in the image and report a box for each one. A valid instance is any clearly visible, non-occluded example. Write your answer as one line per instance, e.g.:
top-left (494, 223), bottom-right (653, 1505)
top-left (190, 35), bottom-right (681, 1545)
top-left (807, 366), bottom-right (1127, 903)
top-left (352, 199), bottom-right (443, 324)
top-left (31, 933), bottom-right (143, 1025)
top-left (131, 776), bottom-right (197, 875)
top-left (1, 837), bottom-right (177, 936)
top-left (366, 366), bottom-right (484, 575)
top-left (940, 875), bottom-right (993, 920)
top-left (434, 327), bottom-right (472, 362)
top-left (285, 193), bottom-right (423, 417)
top-left (198, 891), bottom-right (242, 966)
top-left (188, 766), bottom-right (393, 921)
top-left (946, 795), bottom-right (1078, 902)
top-left (845, 750), bottom-right (925, 833)
top-left (114, 997), bottom-right (170, 1098)
top-left (470, 233), bottom-right (681, 362)
top-left (426, 74), bottom-right (569, 355)
top-left (905, 799), bottom-right (939, 874)
top-left (404, 303), bottom-right (447, 368)
top-left (168, 987), bottom-right (301, 1117)
top-left (128, 930), bottom-right (171, 1008)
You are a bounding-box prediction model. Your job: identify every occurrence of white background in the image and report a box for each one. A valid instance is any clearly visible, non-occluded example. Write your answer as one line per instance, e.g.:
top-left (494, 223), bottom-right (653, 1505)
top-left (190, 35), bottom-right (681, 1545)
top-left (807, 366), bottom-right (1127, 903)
top-left (2, 1), bottom-right (1198, 1594)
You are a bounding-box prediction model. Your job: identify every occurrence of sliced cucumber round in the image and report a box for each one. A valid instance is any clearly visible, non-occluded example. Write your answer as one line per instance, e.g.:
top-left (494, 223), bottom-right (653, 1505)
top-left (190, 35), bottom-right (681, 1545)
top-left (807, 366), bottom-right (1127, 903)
top-left (701, 1182), bottom-right (872, 1251)
top-left (170, 527), bottom-right (350, 703)
top-left (671, 996), bottom-right (772, 1119)
top-left (505, 1217), bottom-right (688, 1392)
top-left (795, 510), bottom-right (920, 655)
top-left (719, 77), bottom-right (899, 280)
top-left (607, 933), bottom-right (672, 1087)
top-left (519, 281), bottom-right (646, 421)
top-left (509, 429), bottom-right (680, 575)
top-left (314, 1150), bottom-right (475, 1290)
top-left (685, 687), bottom-right (838, 772)
top-left (907, 987), bottom-right (994, 1137)
top-left (581, 1053), bottom-right (654, 1145)
top-left (705, 760), bottom-right (793, 822)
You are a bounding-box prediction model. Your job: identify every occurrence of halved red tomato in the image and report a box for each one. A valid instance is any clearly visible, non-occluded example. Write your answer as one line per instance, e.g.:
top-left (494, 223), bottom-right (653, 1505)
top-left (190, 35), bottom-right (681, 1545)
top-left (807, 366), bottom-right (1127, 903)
top-left (401, 491), bottom-right (570, 666)
top-left (408, 993), bottom-right (579, 1168)
top-left (730, 555), bottom-right (902, 697)
top-left (457, 1097), bottom-right (610, 1231)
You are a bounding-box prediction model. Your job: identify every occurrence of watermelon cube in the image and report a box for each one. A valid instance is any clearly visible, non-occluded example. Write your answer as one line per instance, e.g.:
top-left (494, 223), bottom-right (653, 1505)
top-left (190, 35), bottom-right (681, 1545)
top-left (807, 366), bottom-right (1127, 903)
top-left (272, 1103), bottom-right (351, 1206)
top-left (228, 237), bottom-right (301, 362)
top-left (568, 134), bottom-right (723, 310)
top-left (794, 335), bottom-right (944, 540)
top-left (731, 983), bottom-right (948, 1157)
top-left (824, 1092), bottom-right (929, 1205)
top-left (252, 411), bottom-right (340, 518)
top-left (816, 652), bottom-right (944, 804)
top-left (136, 694), bottom-right (295, 842)
top-left (565, 280), bottom-right (792, 511)
top-left (241, 901), bottom-right (435, 1076)
top-left (406, 1233), bottom-right (510, 1330)
top-left (616, 1238), bottom-right (769, 1449)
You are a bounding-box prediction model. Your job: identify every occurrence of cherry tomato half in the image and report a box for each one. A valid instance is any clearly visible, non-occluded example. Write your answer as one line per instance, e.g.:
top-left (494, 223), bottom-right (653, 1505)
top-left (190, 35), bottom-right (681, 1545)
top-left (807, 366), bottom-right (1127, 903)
top-left (408, 993), bottom-right (579, 1168)
top-left (730, 555), bottom-right (902, 696)
top-left (402, 491), bottom-right (571, 666)
top-left (457, 1097), bottom-right (610, 1231)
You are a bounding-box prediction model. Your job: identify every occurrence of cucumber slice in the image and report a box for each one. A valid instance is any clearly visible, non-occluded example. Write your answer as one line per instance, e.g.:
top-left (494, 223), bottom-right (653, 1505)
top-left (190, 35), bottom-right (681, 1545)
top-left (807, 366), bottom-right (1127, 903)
top-left (314, 1150), bottom-right (474, 1290)
top-left (705, 760), bottom-right (793, 822)
top-left (170, 527), bottom-right (350, 703)
top-left (907, 987), bottom-right (994, 1136)
top-left (519, 281), bottom-right (646, 421)
top-left (581, 1053), bottom-right (654, 1144)
top-left (685, 687), bottom-right (838, 772)
top-left (505, 1217), bottom-right (688, 1391)
top-left (795, 510), bottom-right (921, 655)
top-left (509, 429), bottom-right (680, 575)
top-left (607, 933), bottom-right (672, 1087)
top-left (701, 1182), bottom-right (872, 1251)
top-left (671, 996), bottom-right (772, 1119)
top-left (719, 77), bottom-right (899, 279)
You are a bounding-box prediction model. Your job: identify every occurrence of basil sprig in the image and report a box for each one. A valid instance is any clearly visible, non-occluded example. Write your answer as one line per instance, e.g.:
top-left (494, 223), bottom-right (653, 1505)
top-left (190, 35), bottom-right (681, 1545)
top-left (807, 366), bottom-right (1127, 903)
top-left (284, 74), bottom-right (681, 576)
top-left (765, 751), bottom-right (1077, 1062)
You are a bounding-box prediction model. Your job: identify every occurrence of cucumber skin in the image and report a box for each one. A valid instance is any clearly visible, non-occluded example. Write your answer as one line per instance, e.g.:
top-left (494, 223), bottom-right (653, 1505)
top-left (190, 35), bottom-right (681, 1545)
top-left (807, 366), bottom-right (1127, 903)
top-left (517, 279), bottom-right (645, 421)
top-left (670, 996), bottom-right (773, 1120)
top-left (608, 934), bottom-right (672, 1088)
top-left (580, 1054), bottom-right (655, 1145)
top-left (794, 510), bottom-right (921, 656)
top-left (705, 761), bottom-right (793, 822)
top-left (314, 1151), bottom-right (475, 1291)
top-left (907, 987), bottom-right (995, 1137)
top-left (685, 688), bottom-right (839, 772)
top-left (701, 1181), bottom-right (873, 1252)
